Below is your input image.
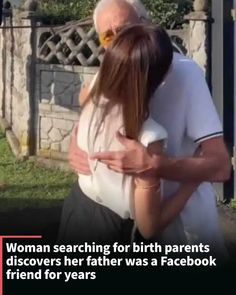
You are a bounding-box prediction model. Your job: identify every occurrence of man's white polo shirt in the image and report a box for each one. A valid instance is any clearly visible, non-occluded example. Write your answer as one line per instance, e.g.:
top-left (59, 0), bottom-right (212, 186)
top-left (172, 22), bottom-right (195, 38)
top-left (150, 53), bottom-right (227, 258)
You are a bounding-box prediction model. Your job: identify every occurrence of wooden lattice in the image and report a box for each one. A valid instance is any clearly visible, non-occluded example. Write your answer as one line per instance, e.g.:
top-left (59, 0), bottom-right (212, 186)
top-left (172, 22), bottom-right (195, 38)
top-left (38, 19), bottom-right (104, 66)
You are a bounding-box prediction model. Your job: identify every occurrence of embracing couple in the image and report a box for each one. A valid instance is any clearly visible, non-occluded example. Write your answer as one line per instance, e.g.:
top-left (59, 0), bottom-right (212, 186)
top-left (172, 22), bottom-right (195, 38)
top-left (58, 0), bottom-right (231, 260)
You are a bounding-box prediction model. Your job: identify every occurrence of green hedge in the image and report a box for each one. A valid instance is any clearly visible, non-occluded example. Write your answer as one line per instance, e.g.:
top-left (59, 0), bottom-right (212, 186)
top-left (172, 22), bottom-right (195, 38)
top-left (24, 0), bottom-right (193, 28)
top-left (143, 0), bottom-right (192, 28)
top-left (36, 0), bottom-right (98, 25)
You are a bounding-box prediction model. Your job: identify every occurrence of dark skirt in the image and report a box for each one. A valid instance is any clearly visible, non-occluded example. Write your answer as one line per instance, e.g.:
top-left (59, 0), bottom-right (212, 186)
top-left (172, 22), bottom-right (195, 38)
top-left (58, 182), bottom-right (135, 244)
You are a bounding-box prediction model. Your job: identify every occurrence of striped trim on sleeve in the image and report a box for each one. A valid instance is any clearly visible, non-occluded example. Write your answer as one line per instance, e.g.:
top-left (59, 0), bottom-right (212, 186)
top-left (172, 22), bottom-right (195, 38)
top-left (194, 131), bottom-right (223, 144)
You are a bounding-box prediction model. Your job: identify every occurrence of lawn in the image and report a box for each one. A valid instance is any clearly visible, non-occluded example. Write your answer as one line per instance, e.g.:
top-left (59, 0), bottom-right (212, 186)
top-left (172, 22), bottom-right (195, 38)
top-left (0, 129), bottom-right (76, 212)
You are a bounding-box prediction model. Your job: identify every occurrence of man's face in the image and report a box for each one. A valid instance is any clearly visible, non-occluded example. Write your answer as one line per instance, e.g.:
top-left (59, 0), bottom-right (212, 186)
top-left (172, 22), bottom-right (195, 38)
top-left (96, 5), bottom-right (140, 49)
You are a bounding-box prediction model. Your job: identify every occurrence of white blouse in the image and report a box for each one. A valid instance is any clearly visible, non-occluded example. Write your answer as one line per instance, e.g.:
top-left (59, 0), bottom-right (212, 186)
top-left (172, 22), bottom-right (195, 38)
top-left (77, 98), bottom-right (167, 220)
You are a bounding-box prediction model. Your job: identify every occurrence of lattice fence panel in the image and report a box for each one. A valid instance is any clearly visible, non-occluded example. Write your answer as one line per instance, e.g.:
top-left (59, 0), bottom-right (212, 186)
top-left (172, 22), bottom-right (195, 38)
top-left (38, 19), bottom-right (189, 66)
top-left (38, 19), bottom-right (104, 66)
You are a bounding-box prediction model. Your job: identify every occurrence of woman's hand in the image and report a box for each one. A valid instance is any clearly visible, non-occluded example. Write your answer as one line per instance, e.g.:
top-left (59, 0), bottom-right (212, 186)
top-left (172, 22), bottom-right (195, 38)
top-left (68, 123), bottom-right (91, 175)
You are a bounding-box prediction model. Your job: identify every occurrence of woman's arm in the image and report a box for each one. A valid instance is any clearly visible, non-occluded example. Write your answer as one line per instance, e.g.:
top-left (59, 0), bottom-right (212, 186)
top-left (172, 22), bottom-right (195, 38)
top-left (79, 83), bottom-right (90, 106)
top-left (133, 141), bottom-right (163, 239)
top-left (79, 73), bottom-right (98, 106)
top-left (134, 177), bottom-right (161, 240)
top-left (134, 141), bottom-right (200, 239)
top-left (69, 74), bottom-right (98, 174)
top-left (150, 143), bottom-right (200, 232)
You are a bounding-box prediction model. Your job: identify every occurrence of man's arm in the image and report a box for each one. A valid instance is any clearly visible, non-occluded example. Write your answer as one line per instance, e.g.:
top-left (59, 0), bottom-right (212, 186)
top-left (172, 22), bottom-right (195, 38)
top-left (153, 137), bottom-right (231, 182)
top-left (91, 132), bottom-right (231, 182)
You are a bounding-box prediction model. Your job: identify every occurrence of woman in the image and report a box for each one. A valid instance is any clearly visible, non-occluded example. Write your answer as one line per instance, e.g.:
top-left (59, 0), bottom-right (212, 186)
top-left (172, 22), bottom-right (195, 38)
top-left (58, 24), bottom-right (199, 244)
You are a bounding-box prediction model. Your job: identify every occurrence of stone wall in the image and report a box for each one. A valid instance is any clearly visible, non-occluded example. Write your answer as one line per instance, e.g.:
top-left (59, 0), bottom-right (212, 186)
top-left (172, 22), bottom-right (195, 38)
top-left (0, 9), bottom-right (98, 159)
top-left (0, 13), bottom-right (33, 156)
top-left (185, 0), bottom-right (211, 77)
top-left (36, 64), bottom-right (97, 160)
top-left (189, 19), bottom-right (208, 69)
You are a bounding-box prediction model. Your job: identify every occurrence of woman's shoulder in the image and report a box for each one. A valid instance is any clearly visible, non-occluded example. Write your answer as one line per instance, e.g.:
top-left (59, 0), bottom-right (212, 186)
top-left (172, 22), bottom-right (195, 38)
top-left (140, 117), bottom-right (168, 147)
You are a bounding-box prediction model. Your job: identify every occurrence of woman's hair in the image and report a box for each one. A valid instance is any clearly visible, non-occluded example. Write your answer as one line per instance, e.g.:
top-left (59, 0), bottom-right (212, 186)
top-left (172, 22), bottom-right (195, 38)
top-left (88, 24), bottom-right (173, 140)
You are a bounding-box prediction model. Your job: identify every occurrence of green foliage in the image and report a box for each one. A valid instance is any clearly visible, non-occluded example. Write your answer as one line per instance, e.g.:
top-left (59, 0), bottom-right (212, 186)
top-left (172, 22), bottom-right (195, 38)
top-left (143, 0), bottom-right (192, 28)
top-left (38, 0), bottom-right (98, 25)
top-left (31, 0), bottom-right (192, 27)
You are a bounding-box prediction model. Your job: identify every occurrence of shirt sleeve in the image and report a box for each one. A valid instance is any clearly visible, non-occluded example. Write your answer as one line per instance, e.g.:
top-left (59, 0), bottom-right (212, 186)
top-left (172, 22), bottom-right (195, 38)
top-left (139, 117), bottom-right (168, 147)
top-left (185, 64), bottom-right (223, 144)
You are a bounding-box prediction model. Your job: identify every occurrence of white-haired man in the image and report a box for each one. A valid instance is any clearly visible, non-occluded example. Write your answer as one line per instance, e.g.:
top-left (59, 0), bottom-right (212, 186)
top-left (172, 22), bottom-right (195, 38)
top-left (66, 0), bottom-right (230, 258)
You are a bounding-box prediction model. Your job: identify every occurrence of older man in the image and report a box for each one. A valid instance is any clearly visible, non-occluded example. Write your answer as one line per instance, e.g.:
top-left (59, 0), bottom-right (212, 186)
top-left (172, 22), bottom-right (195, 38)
top-left (67, 0), bottom-right (230, 257)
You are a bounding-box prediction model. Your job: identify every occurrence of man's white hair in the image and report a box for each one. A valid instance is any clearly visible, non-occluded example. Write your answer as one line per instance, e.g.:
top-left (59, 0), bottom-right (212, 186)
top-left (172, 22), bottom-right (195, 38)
top-left (93, 0), bottom-right (149, 32)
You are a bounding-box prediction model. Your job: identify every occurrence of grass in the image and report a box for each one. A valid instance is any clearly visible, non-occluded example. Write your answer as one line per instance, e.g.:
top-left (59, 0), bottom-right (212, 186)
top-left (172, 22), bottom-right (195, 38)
top-left (0, 129), bottom-right (76, 212)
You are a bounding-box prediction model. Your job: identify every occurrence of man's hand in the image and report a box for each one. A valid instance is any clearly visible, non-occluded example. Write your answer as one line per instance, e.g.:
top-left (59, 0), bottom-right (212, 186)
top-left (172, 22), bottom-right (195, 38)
top-left (90, 131), bottom-right (231, 182)
top-left (91, 132), bottom-right (158, 175)
top-left (68, 123), bottom-right (91, 175)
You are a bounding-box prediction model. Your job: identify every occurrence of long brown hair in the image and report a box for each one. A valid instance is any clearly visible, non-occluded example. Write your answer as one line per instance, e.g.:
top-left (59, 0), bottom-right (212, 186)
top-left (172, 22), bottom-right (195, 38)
top-left (87, 24), bottom-right (173, 140)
